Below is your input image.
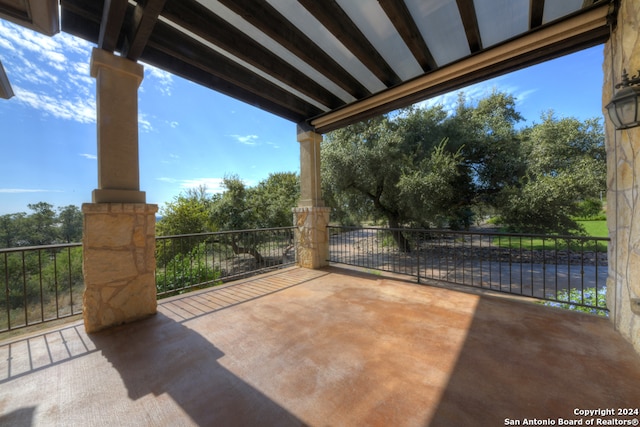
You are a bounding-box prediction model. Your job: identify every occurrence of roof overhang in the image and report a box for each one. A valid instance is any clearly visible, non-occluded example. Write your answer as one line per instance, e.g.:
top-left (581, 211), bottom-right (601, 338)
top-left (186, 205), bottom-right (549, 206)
top-left (311, 3), bottom-right (612, 132)
top-left (0, 0), bottom-right (59, 36)
top-left (1, 0), bottom-right (615, 133)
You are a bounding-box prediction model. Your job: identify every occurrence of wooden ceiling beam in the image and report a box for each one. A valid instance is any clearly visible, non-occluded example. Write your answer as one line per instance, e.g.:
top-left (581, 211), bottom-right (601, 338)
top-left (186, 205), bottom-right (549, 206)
top-left (98, 0), bottom-right (128, 52)
top-left (142, 47), bottom-right (312, 123)
top-left (162, 0), bottom-right (344, 110)
top-left (123, 0), bottom-right (166, 60)
top-left (377, 0), bottom-right (437, 72)
top-left (216, 0), bottom-right (370, 99)
top-left (311, 4), bottom-right (610, 132)
top-left (146, 22), bottom-right (323, 120)
top-left (530, 0), bottom-right (545, 29)
top-left (456, 0), bottom-right (483, 53)
top-left (297, 0), bottom-right (402, 87)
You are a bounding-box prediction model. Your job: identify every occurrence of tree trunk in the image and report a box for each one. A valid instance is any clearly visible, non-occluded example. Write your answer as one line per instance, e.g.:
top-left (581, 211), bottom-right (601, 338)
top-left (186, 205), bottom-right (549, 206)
top-left (387, 216), bottom-right (411, 253)
top-left (230, 238), bottom-right (265, 265)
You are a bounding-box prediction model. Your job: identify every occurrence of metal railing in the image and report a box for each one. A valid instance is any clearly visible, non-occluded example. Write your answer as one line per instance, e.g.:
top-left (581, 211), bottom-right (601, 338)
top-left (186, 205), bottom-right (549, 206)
top-left (155, 227), bottom-right (296, 297)
top-left (0, 227), bottom-right (296, 332)
top-left (1, 243), bottom-right (83, 332)
top-left (328, 226), bottom-right (609, 315)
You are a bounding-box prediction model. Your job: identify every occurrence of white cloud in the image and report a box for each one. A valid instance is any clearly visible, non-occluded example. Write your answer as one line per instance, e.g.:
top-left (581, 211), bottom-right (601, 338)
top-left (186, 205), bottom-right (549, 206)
top-left (0, 21), bottom-right (175, 131)
top-left (170, 121), bottom-right (179, 128)
top-left (180, 178), bottom-right (226, 193)
top-left (139, 114), bottom-right (154, 133)
top-left (144, 64), bottom-right (173, 96)
top-left (229, 134), bottom-right (259, 145)
top-left (79, 153), bottom-right (97, 160)
top-left (13, 86), bottom-right (96, 123)
top-left (0, 188), bottom-right (62, 193)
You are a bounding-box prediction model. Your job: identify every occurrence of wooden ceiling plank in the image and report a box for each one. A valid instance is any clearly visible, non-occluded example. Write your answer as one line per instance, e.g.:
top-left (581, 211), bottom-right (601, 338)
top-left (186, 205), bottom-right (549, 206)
top-left (123, 0), bottom-right (166, 60)
top-left (297, 0), bottom-right (402, 87)
top-left (163, 0), bottom-right (344, 110)
top-left (456, 0), bottom-right (483, 53)
top-left (98, 0), bottom-right (128, 52)
top-left (143, 47), bottom-right (313, 123)
top-left (530, 0), bottom-right (545, 29)
top-left (147, 21), bottom-right (323, 120)
top-left (377, 0), bottom-right (437, 72)
top-left (216, 0), bottom-right (370, 99)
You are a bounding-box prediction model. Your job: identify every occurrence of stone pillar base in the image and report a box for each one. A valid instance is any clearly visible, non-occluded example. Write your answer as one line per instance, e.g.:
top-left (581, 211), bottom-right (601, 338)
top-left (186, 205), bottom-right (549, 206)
top-left (293, 207), bottom-right (331, 269)
top-left (82, 203), bottom-right (158, 333)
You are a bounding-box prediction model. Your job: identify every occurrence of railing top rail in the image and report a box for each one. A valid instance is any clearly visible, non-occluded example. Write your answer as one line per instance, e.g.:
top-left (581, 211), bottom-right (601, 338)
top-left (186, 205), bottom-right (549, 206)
top-left (155, 226), bottom-right (296, 240)
top-left (0, 242), bottom-right (82, 254)
top-left (327, 225), bottom-right (611, 242)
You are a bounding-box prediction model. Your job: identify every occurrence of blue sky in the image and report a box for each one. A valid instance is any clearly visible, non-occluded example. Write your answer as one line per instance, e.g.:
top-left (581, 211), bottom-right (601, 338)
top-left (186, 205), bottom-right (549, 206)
top-left (0, 19), bottom-right (605, 216)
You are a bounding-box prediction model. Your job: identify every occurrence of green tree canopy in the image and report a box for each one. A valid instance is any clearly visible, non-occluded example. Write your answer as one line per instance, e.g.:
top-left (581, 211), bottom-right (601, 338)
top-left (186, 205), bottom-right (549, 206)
top-left (322, 91), bottom-right (606, 242)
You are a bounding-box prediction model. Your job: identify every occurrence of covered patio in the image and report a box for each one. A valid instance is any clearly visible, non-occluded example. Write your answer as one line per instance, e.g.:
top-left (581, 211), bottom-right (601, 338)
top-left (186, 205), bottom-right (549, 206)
top-left (1, 0), bottom-right (640, 424)
top-left (1, 266), bottom-right (639, 426)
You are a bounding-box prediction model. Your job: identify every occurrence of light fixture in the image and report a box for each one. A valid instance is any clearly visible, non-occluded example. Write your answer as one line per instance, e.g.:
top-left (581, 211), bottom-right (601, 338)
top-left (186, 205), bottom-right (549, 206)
top-left (606, 69), bottom-right (640, 130)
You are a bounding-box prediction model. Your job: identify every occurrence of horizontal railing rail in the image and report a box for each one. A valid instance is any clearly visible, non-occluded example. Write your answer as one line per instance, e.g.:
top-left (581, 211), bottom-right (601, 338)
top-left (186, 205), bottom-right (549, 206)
top-left (155, 227), bottom-right (296, 298)
top-left (0, 243), bottom-right (83, 332)
top-left (328, 226), bottom-right (609, 315)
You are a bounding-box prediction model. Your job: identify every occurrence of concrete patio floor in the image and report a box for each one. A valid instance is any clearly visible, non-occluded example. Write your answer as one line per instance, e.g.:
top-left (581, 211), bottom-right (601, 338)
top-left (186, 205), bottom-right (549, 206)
top-left (0, 266), bottom-right (639, 426)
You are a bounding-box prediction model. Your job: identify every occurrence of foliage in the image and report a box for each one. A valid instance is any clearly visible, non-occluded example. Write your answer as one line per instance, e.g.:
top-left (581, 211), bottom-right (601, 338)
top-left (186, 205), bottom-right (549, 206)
top-left (541, 287), bottom-right (608, 317)
top-left (156, 242), bottom-right (221, 295)
top-left (500, 112), bottom-right (606, 234)
top-left (252, 172), bottom-right (300, 228)
top-left (322, 93), bottom-right (607, 244)
top-left (58, 205), bottom-right (83, 243)
top-left (0, 246), bottom-right (83, 312)
top-left (322, 109), bottom-right (465, 250)
top-left (575, 198), bottom-right (604, 219)
top-left (157, 185), bottom-right (214, 237)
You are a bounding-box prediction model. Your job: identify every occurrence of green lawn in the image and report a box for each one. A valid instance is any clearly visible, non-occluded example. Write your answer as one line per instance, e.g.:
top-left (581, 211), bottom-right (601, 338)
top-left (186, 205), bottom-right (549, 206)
top-left (577, 220), bottom-right (608, 237)
top-left (492, 220), bottom-right (609, 252)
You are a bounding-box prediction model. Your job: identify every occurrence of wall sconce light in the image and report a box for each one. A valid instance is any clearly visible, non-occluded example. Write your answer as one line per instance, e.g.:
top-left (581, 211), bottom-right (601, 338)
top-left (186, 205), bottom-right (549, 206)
top-left (606, 69), bottom-right (640, 130)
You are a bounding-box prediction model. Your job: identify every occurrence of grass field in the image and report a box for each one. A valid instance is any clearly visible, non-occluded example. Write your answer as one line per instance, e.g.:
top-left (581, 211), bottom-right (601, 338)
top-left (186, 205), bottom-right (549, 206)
top-left (493, 220), bottom-right (609, 251)
top-left (577, 220), bottom-right (608, 237)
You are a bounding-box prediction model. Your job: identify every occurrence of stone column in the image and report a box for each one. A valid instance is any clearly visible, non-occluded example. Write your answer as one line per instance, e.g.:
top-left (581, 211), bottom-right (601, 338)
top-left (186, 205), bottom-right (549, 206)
top-left (603, 0), bottom-right (640, 353)
top-left (83, 49), bottom-right (158, 332)
top-left (294, 128), bottom-right (330, 268)
top-left (82, 203), bottom-right (157, 332)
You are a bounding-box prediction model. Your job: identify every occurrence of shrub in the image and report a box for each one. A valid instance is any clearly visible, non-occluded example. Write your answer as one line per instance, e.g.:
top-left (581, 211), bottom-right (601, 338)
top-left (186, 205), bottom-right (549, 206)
top-left (541, 287), bottom-right (607, 317)
top-left (156, 243), bottom-right (221, 295)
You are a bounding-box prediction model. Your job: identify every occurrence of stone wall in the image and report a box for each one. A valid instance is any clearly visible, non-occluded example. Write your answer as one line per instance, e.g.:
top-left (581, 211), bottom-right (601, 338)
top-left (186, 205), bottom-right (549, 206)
top-left (603, 0), bottom-right (640, 352)
top-left (293, 207), bottom-right (331, 269)
top-left (82, 203), bottom-right (158, 333)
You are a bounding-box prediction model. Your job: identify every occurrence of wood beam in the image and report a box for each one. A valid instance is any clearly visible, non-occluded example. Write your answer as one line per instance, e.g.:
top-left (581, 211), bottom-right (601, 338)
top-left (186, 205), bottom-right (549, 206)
top-left (377, 0), bottom-right (437, 72)
top-left (456, 0), bottom-right (483, 53)
top-left (311, 3), bottom-right (610, 133)
top-left (216, 0), bottom-right (370, 99)
top-left (123, 0), bottom-right (166, 60)
top-left (98, 0), bottom-right (128, 52)
top-left (146, 22), bottom-right (323, 120)
top-left (297, 0), bottom-right (402, 87)
top-left (162, 0), bottom-right (344, 110)
top-left (530, 0), bottom-right (545, 29)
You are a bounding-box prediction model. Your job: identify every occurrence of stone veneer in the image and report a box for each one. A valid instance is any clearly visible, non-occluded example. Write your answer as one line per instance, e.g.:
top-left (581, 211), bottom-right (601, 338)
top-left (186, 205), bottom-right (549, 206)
top-left (293, 207), bottom-right (331, 269)
top-left (82, 203), bottom-right (158, 333)
top-left (603, 0), bottom-right (640, 352)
